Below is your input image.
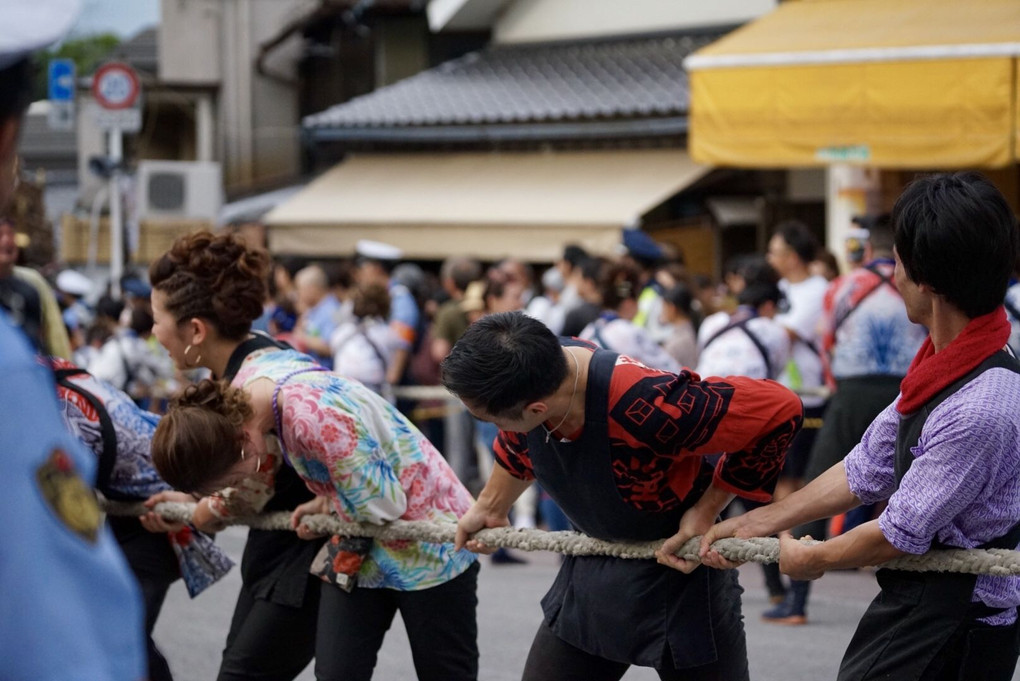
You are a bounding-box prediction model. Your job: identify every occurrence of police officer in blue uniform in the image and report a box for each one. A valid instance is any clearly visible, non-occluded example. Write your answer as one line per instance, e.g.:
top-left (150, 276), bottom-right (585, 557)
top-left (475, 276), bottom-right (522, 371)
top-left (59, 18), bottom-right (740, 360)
top-left (0, 2), bottom-right (147, 679)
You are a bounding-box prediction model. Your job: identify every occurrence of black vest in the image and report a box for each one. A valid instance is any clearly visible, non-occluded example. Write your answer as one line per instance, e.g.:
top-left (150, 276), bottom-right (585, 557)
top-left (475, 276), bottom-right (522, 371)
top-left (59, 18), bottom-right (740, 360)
top-left (839, 349), bottom-right (1020, 680)
top-left (528, 341), bottom-right (729, 669)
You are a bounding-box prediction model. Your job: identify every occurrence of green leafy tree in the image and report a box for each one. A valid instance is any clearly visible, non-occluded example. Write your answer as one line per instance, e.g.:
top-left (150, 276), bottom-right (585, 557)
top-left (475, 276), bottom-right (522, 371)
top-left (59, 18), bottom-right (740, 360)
top-left (34, 33), bottom-right (121, 100)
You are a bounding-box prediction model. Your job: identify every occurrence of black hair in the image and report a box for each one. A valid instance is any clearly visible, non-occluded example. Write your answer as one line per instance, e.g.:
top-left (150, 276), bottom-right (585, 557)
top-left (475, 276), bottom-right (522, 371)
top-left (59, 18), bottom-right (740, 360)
top-left (276, 256), bottom-right (307, 280)
top-left (738, 280), bottom-right (782, 309)
top-left (663, 282), bottom-right (694, 315)
top-left (95, 294), bottom-right (125, 322)
top-left (128, 307), bottom-right (155, 336)
top-left (893, 172), bottom-right (1018, 318)
top-left (724, 254), bottom-right (751, 278)
top-left (774, 220), bottom-right (819, 265)
top-left (0, 58), bottom-right (34, 123)
top-left (737, 255), bottom-right (777, 288)
top-left (865, 214), bottom-right (894, 255)
top-left (562, 244), bottom-right (589, 269)
top-left (441, 311), bottom-right (568, 418)
top-left (577, 255), bottom-right (604, 284)
top-left (315, 259), bottom-right (351, 290)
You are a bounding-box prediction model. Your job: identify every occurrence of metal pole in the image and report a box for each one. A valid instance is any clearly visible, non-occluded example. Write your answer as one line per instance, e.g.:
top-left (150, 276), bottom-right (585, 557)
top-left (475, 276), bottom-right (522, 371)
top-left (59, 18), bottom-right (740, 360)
top-left (88, 183), bottom-right (109, 276)
top-left (109, 127), bottom-right (123, 298)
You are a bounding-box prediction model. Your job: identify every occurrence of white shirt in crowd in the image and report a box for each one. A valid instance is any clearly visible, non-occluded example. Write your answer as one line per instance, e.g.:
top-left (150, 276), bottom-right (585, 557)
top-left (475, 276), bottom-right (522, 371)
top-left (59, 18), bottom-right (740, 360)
top-left (88, 330), bottom-right (173, 397)
top-left (1005, 280), bottom-right (1020, 357)
top-left (695, 310), bottom-right (789, 381)
top-left (580, 315), bottom-right (681, 374)
top-left (329, 317), bottom-right (402, 400)
top-left (776, 275), bottom-right (829, 407)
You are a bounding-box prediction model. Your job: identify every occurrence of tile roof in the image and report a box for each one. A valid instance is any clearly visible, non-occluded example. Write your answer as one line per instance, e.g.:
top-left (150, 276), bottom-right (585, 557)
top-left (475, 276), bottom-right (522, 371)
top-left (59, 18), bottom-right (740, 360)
top-left (304, 31), bottom-right (721, 130)
top-left (98, 26), bottom-right (158, 76)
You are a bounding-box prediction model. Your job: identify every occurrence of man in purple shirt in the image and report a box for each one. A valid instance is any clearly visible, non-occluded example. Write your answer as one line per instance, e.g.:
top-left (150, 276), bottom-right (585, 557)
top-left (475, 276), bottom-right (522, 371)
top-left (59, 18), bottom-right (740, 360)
top-left (677, 172), bottom-right (1020, 680)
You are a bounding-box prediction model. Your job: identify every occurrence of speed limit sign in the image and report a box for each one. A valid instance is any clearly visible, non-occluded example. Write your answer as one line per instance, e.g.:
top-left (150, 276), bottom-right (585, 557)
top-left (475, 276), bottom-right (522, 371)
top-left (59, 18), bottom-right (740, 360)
top-left (92, 62), bottom-right (140, 110)
top-left (92, 61), bottom-right (141, 131)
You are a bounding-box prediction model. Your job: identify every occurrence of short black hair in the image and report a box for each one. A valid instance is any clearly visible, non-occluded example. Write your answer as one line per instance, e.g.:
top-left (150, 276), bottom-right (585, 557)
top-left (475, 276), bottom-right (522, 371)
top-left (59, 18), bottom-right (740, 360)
top-left (866, 214), bottom-right (894, 255)
top-left (441, 311), bottom-right (568, 418)
top-left (739, 256), bottom-right (778, 288)
top-left (663, 282), bottom-right (693, 315)
top-left (893, 172), bottom-right (1019, 319)
top-left (577, 255), bottom-right (604, 285)
top-left (774, 220), bottom-right (819, 265)
top-left (738, 280), bottom-right (782, 309)
top-left (128, 307), bottom-right (155, 336)
top-left (562, 244), bottom-right (589, 269)
top-left (95, 294), bottom-right (125, 323)
top-left (0, 58), bottom-right (34, 123)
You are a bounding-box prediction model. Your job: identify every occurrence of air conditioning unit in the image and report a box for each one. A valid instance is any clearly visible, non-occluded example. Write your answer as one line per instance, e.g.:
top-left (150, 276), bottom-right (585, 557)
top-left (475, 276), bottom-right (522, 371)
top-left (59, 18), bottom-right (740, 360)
top-left (137, 161), bottom-right (224, 221)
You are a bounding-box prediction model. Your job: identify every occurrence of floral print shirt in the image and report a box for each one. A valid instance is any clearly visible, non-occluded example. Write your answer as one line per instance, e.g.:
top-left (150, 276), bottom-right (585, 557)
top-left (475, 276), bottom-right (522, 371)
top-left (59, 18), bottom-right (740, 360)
top-left (234, 349), bottom-right (476, 591)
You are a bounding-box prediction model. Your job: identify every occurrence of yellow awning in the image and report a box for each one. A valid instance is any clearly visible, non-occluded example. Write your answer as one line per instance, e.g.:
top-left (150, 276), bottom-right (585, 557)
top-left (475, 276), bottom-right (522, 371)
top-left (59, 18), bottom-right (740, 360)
top-left (685, 0), bottom-right (1020, 168)
top-left (265, 150), bottom-right (709, 260)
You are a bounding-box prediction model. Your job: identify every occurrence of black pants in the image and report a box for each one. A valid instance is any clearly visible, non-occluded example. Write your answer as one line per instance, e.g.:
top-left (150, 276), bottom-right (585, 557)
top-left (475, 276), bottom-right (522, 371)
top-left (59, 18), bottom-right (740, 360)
top-left (111, 517), bottom-right (178, 681)
top-left (521, 567), bottom-right (749, 681)
top-left (521, 617), bottom-right (749, 681)
top-left (922, 618), bottom-right (1020, 681)
top-left (839, 571), bottom-right (1020, 680)
top-left (217, 576), bottom-right (320, 681)
top-left (795, 377), bottom-right (901, 541)
top-left (136, 568), bottom-right (176, 681)
top-left (314, 561), bottom-right (479, 681)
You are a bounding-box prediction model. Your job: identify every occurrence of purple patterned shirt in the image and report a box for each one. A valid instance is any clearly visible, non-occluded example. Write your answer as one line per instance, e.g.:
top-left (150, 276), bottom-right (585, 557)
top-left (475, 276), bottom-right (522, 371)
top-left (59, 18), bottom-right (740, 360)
top-left (844, 365), bottom-right (1020, 624)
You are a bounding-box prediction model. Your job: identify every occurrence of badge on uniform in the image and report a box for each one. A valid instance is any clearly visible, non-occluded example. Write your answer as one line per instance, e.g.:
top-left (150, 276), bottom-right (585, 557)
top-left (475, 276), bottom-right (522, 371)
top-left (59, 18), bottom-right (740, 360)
top-left (36, 448), bottom-right (101, 543)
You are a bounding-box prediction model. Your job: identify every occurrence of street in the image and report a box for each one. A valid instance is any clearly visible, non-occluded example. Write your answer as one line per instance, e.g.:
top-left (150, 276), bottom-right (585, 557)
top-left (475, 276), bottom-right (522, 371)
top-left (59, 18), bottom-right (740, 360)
top-left (151, 526), bottom-right (919, 681)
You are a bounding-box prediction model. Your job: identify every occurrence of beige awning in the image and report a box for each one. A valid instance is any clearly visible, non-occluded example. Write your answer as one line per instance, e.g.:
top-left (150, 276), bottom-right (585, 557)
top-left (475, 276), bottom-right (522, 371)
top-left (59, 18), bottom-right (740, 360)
top-left (264, 150), bottom-right (710, 260)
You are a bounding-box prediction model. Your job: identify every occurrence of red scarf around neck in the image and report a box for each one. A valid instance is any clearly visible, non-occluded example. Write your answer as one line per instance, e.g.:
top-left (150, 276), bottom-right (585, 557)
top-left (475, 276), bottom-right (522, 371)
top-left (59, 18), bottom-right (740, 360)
top-left (897, 306), bottom-right (1011, 415)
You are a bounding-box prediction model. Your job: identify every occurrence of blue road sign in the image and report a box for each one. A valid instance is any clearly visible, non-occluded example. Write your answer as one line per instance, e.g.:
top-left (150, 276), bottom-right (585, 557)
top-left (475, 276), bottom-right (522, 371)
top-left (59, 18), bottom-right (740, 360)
top-left (48, 59), bottom-right (76, 102)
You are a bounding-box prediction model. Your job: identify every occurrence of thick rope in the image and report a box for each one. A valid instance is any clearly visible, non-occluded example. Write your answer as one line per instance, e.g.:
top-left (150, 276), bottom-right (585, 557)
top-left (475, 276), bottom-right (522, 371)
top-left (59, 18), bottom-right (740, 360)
top-left (391, 385), bottom-right (460, 402)
top-left (392, 384), bottom-right (836, 403)
top-left (107, 501), bottom-right (1020, 576)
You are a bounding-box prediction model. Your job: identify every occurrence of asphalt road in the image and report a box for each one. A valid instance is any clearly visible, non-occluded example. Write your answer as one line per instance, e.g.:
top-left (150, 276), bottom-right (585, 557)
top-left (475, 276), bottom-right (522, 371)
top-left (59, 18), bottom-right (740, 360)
top-left (150, 525), bottom-right (971, 681)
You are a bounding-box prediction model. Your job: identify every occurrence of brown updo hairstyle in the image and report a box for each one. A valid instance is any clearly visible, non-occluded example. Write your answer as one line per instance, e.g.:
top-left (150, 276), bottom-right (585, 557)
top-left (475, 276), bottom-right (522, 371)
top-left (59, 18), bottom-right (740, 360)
top-left (352, 283), bottom-right (391, 320)
top-left (148, 231), bottom-right (270, 340)
top-left (152, 379), bottom-right (253, 495)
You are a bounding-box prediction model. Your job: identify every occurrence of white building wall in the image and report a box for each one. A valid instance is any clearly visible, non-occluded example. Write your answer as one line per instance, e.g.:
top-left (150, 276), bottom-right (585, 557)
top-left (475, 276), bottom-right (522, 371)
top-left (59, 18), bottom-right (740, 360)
top-left (248, 0), bottom-right (310, 187)
top-left (161, 0), bottom-right (311, 190)
top-left (158, 0), bottom-right (221, 84)
top-left (493, 0), bottom-right (776, 44)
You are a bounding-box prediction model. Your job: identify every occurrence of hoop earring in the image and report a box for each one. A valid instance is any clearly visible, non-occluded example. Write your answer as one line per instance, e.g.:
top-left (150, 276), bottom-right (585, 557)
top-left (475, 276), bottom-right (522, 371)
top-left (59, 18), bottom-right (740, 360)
top-left (240, 443), bottom-right (262, 472)
top-left (183, 344), bottom-right (202, 368)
